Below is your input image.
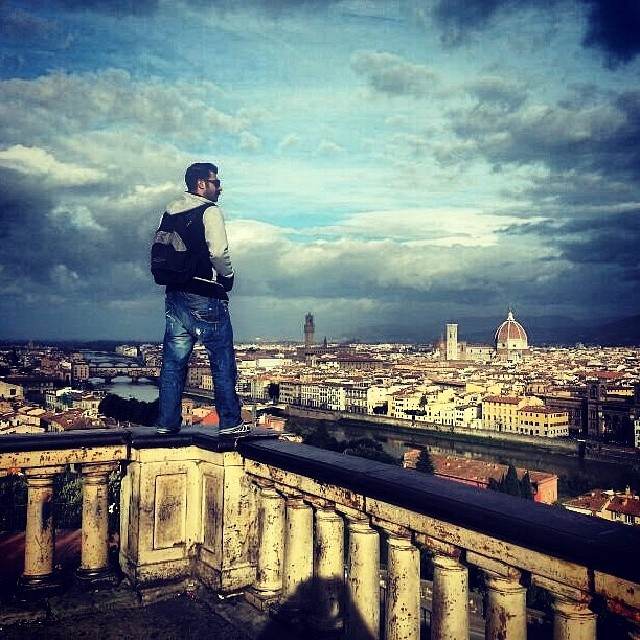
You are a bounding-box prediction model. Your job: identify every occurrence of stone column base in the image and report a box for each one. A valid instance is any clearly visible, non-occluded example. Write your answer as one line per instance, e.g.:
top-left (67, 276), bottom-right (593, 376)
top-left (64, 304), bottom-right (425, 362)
top-left (16, 572), bottom-right (64, 599)
top-left (75, 565), bottom-right (120, 590)
top-left (245, 586), bottom-right (283, 611)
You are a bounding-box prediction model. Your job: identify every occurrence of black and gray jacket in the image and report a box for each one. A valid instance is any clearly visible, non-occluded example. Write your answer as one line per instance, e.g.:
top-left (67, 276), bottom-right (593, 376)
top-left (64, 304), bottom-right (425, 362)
top-left (157, 193), bottom-right (234, 300)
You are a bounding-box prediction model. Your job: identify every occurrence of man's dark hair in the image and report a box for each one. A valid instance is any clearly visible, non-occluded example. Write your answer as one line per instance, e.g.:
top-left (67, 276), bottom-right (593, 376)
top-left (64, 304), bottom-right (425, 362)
top-left (185, 162), bottom-right (219, 192)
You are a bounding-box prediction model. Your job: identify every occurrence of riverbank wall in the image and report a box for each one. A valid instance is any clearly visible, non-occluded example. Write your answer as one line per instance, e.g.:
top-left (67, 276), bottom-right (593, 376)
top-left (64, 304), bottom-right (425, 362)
top-left (287, 406), bottom-right (585, 457)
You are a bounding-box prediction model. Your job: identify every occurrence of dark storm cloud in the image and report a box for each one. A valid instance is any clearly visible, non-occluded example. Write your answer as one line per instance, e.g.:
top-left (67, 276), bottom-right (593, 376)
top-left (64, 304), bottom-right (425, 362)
top-left (431, 0), bottom-right (640, 65)
top-left (0, 169), bottom-right (59, 282)
top-left (581, 0), bottom-right (640, 67)
top-left (502, 211), bottom-right (640, 280)
top-left (0, 167), bottom-right (151, 299)
top-left (18, 0), bottom-right (159, 17)
top-left (553, 211), bottom-right (640, 272)
top-left (449, 87), bottom-right (640, 187)
top-left (467, 76), bottom-right (527, 113)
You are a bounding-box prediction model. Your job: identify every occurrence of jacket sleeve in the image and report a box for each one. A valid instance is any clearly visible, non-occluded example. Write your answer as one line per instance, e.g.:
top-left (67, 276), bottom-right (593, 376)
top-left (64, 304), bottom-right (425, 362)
top-left (203, 205), bottom-right (235, 288)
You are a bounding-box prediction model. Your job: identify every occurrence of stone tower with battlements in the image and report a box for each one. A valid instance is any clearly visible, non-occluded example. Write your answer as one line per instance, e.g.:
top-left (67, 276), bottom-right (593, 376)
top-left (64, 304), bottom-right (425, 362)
top-left (304, 313), bottom-right (315, 351)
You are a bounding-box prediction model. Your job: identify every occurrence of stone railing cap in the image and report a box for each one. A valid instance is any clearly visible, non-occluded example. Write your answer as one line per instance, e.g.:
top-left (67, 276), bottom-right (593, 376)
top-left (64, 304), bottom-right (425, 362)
top-left (238, 438), bottom-right (640, 584)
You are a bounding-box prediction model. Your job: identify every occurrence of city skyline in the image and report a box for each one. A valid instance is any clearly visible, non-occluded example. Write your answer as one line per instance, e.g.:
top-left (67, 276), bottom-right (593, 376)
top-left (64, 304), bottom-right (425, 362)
top-left (1, 1), bottom-right (639, 342)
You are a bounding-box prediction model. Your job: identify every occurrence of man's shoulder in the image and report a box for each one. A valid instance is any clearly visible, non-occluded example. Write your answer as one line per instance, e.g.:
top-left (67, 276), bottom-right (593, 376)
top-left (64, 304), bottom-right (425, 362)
top-left (165, 193), bottom-right (212, 215)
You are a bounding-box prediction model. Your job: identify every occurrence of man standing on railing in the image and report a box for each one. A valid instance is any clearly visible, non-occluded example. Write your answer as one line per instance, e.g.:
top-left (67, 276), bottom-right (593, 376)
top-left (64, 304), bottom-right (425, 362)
top-left (152, 162), bottom-right (248, 437)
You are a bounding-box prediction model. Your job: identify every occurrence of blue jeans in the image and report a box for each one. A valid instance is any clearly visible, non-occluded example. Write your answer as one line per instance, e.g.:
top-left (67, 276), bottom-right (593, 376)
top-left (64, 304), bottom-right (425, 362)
top-left (156, 291), bottom-right (242, 431)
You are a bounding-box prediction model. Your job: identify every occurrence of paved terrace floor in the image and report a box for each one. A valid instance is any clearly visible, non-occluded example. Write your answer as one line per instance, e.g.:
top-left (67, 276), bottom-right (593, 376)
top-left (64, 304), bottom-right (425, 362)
top-left (0, 585), bottom-right (304, 640)
top-left (0, 532), bottom-right (300, 640)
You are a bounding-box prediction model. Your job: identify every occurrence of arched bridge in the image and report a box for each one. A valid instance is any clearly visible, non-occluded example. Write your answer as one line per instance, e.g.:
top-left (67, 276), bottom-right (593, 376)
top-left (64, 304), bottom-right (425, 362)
top-left (89, 367), bottom-right (160, 383)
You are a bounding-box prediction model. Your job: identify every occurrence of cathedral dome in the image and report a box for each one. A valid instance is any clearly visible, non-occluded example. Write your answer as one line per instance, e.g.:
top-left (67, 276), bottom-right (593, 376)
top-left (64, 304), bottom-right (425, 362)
top-left (495, 311), bottom-right (528, 350)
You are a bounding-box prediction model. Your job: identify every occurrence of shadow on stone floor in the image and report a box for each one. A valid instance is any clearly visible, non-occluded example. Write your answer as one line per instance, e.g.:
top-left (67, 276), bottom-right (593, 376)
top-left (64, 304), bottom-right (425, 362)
top-left (0, 587), bottom-right (302, 640)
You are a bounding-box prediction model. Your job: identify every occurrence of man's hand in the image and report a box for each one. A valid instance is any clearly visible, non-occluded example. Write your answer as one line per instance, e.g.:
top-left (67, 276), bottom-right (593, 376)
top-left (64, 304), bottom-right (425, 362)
top-left (217, 273), bottom-right (234, 292)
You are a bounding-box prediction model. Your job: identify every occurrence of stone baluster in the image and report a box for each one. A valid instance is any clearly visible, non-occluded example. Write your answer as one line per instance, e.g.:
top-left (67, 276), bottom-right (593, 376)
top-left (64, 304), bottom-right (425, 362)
top-left (552, 597), bottom-right (597, 640)
top-left (484, 571), bottom-right (527, 640)
top-left (533, 576), bottom-right (596, 640)
top-left (417, 535), bottom-right (469, 640)
top-left (311, 503), bottom-right (345, 633)
top-left (466, 551), bottom-right (527, 640)
top-left (385, 533), bottom-right (420, 640)
top-left (18, 465), bottom-right (66, 596)
top-left (76, 462), bottom-right (119, 588)
top-left (346, 516), bottom-right (381, 640)
top-left (247, 482), bottom-right (285, 609)
top-left (282, 492), bottom-right (314, 611)
top-left (553, 596), bottom-right (597, 640)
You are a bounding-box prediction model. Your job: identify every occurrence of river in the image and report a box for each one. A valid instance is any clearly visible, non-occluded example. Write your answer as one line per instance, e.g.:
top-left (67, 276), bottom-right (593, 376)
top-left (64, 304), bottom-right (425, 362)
top-left (80, 350), bottom-right (159, 403)
top-left (95, 377), bottom-right (159, 403)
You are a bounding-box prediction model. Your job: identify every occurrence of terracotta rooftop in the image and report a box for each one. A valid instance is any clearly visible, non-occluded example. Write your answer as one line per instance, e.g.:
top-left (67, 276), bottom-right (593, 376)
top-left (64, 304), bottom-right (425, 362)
top-left (607, 495), bottom-right (640, 518)
top-left (482, 395), bottom-right (521, 404)
top-left (563, 491), bottom-right (610, 513)
top-left (426, 454), bottom-right (555, 486)
top-left (518, 406), bottom-right (565, 414)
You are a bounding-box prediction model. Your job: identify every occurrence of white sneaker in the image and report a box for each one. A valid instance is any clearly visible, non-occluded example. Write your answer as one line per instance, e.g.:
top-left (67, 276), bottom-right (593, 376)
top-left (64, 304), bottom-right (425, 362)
top-left (218, 423), bottom-right (251, 437)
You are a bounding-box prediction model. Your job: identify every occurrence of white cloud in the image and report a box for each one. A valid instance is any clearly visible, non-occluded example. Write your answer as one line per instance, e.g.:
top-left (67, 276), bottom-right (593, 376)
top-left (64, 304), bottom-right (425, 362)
top-left (350, 50), bottom-right (437, 97)
top-left (48, 204), bottom-right (106, 233)
top-left (314, 139), bottom-right (346, 156)
top-left (239, 131), bottom-right (261, 152)
top-left (278, 134), bottom-right (301, 152)
top-left (0, 71), bottom-right (247, 142)
top-left (50, 264), bottom-right (81, 290)
top-left (309, 207), bottom-right (521, 245)
top-left (0, 144), bottom-right (104, 185)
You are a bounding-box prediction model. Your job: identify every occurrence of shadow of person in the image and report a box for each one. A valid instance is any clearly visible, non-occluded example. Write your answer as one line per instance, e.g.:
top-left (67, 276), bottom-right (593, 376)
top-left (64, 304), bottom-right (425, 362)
top-left (255, 576), bottom-right (377, 640)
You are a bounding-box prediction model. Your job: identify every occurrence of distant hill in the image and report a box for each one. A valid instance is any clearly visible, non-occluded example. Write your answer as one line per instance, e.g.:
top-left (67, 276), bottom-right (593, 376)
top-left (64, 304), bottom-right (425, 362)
top-left (574, 314), bottom-right (640, 347)
top-left (349, 313), bottom-right (640, 346)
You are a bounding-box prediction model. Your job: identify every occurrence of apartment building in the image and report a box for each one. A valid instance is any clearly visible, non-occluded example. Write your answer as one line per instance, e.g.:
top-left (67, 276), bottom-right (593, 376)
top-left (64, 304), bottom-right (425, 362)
top-left (344, 383), bottom-right (368, 414)
top-left (279, 379), bottom-right (302, 406)
top-left (517, 405), bottom-right (569, 437)
top-left (0, 381), bottom-right (24, 401)
top-left (481, 395), bottom-right (544, 432)
top-left (388, 388), bottom-right (422, 418)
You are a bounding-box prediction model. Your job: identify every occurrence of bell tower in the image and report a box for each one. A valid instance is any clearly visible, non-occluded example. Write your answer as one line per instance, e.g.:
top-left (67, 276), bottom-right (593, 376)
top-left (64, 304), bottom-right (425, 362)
top-left (446, 323), bottom-right (458, 361)
top-left (304, 313), bottom-right (315, 351)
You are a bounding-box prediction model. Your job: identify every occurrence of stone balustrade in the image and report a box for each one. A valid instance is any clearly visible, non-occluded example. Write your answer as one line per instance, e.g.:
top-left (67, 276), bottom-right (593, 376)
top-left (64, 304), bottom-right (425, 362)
top-left (0, 430), bottom-right (129, 595)
top-left (1, 428), bottom-right (639, 640)
top-left (240, 438), bottom-right (640, 640)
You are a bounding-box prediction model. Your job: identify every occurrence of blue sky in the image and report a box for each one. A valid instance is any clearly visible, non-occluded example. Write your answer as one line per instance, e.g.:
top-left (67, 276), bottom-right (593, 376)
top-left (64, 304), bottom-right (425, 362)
top-left (0, 0), bottom-right (639, 343)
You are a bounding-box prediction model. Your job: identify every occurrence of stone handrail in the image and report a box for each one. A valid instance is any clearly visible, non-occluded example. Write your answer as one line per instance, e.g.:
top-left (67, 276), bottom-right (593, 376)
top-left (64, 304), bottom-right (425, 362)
top-left (1, 428), bottom-right (639, 639)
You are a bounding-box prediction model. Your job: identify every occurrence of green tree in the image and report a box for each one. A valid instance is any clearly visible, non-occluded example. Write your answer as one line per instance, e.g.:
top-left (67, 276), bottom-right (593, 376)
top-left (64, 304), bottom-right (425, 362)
top-left (415, 449), bottom-right (435, 474)
top-left (98, 393), bottom-right (158, 427)
top-left (54, 469), bottom-right (82, 529)
top-left (503, 464), bottom-right (521, 497)
top-left (489, 464), bottom-right (535, 500)
top-left (343, 438), bottom-right (399, 465)
top-left (302, 427), bottom-right (400, 465)
top-left (267, 383), bottom-right (280, 403)
top-left (520, 471), bottom-right (535, 500)
top-left (304, 424), bottom-right (342, 452)
top-left (0, 474), bottom-right (27, 530)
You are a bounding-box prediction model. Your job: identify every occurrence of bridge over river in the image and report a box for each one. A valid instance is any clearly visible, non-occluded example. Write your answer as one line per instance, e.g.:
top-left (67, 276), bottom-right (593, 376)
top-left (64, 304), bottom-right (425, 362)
top-left (89, 366), bottom-right (160, 383)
